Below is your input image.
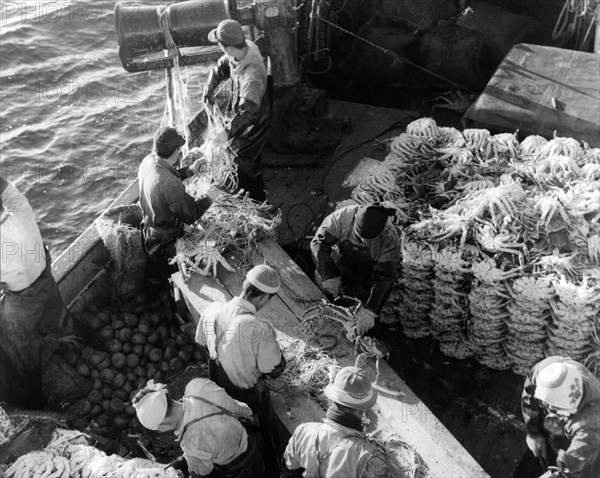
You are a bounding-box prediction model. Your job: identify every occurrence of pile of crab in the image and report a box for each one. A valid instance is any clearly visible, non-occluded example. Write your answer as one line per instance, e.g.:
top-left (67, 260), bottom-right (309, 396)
top-left (430, 244), bottom-right (477, 360)
top-left (173, 189), bottom-right (281, 279)
top-left (352, 117), bottom-right (600, 375)
top-left (396, 232), bottom-right (436, 339)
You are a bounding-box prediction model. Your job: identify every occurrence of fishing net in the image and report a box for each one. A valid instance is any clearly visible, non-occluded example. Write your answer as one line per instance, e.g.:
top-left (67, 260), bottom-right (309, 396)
top-left (95, 205), bottom-right (147, 299)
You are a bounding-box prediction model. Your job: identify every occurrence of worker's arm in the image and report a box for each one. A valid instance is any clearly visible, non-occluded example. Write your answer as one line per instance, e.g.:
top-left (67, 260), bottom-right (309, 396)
top-left (310, 229), bottom-right (340, 281)
top-left (257, 323), bottom-right (286, 377)
top-left (559, 410), bottom-right (600, 477)
top-left (163, 176), bottom-right (213, 225)
top-left (282, 429), bottom-right (306, 478)
top-left (226, 75), bottom-right (264, 138)
top-left (365, 261), bottom-right (397, 313)
top-left (203, 57), bottom-right (231, 103)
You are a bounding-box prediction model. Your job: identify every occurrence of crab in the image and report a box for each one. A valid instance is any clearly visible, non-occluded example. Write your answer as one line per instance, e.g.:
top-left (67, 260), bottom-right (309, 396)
top-left (552, 275), bottom-right (600, 309)
top-left (471, 257), bottom-right (521, 284)
top-left (535, 154), bottom-right (581, 181)
top-left (406, 117), bottom-right (440, 139)
top-left (487, 132), bottom-right (520, 160)
top-left (463, 181), bottom-right (525, 225)
top-left (540, 135), bottom-right (582, 162)
top-left (520, 135), bottom-right (549, 158)
top-left (434, 245), bottom-right (472, 273)
top-left (508, 275), bottom-right (555, 303)
top-left (534, 194), bottom-right (572, 233)
top-left (580, 163), bottom-right (600, 181)
top-left (473, 223), bottom-right (524, 255)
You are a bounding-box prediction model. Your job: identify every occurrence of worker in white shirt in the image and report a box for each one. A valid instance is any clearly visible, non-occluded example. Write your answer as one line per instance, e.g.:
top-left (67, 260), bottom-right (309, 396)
top-left (133, 378), bottom-right (266, 477)
top-left (196, 264), bottom-right (286, 478)
top-left (0, 177), bottom-right (68, 407)
top-left (282, 365), bottom-right (388, 477)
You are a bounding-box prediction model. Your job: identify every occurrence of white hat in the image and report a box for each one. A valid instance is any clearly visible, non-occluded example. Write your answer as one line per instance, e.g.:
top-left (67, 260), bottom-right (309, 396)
top-left (324, 366), bottom-right (377, 410)
top-left (534, 362), bottom-right (583, 414)
top-left (133, 387), bottom-right (168, 430)
top-left (246, 265), bottom-right (280, 294)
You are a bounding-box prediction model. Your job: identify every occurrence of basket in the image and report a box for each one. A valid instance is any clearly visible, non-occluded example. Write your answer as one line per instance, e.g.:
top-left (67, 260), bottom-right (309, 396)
top-left (95, 205), bottom-right (147, 299)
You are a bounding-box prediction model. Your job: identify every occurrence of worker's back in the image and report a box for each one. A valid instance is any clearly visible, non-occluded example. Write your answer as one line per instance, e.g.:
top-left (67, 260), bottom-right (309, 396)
top-left (283, 421), bottom-right (388, 478)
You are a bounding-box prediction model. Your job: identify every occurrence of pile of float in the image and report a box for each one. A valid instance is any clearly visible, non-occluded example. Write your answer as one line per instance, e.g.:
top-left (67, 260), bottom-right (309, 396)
top-left (1, 427), bottom-right (178, 478)
top-left (355, 118), bottom-right (600, 376)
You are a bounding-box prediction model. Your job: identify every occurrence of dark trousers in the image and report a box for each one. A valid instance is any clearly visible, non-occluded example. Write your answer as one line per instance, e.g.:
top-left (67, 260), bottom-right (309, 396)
top-left (0, 249), bottom-right (68, 406)
top-left (210, 359), bottom-right (281, 478)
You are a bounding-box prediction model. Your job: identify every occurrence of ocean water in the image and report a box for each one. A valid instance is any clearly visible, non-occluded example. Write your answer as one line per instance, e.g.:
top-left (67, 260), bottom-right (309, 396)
top-left (0, 0), bottom-right (210, 255)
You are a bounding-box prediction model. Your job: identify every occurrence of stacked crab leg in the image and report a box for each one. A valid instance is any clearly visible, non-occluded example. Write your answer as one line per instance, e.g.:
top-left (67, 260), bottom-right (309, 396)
top-left (505, 275), bottom-right (554, 376)
top-left (468, 257), bottom-right (513, 370)
top-left (548, 275), bottom-right (600, 361)
top-left (429, 245), bottom-right (474, 359)
top-left (396, 233), bottom-right (435, 338)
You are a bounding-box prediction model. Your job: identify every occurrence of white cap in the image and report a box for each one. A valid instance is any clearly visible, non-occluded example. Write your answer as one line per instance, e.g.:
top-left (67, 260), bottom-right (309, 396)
top-left (246, 264), bottom-right (280, 294)
top-left (133, 387), bottom-right (168, 430)
top-left (534, 362), bottom-right (583, 414)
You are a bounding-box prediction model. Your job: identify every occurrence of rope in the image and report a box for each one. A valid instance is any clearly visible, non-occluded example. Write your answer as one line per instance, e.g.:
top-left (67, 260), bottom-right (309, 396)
top-left (157, 5), bottom-right (192, 154)
top-left (553, 0), bottom-right (599, 47)
top-left (316, 16), bottom-right (475, 93)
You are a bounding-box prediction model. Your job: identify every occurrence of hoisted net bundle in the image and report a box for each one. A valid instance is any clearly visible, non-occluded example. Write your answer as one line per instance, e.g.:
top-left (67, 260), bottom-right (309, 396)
top-left (367, 429), bottom-right (425, 478)
top-left (95, 205), bottom-right (147, 298)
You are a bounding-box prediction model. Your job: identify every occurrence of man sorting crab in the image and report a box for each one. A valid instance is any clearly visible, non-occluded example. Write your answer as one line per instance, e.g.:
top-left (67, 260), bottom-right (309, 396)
top-left (521, 356), bottom-right (600, 478)
top-left (311, 204), bottom-right (401, 336)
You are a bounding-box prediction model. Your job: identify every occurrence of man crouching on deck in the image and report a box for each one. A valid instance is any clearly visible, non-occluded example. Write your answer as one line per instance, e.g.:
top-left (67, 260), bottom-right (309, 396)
top-left (311, 204), bottom-right (401, 336)
top-left (195, 264), bottom-right (286, 478)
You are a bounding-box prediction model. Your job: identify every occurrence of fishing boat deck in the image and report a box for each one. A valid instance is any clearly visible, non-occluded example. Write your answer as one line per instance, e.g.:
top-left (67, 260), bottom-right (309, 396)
top-left (172, 237), bottom-right (488, 477)
top-left (51, 100), bottom-right (535, 477)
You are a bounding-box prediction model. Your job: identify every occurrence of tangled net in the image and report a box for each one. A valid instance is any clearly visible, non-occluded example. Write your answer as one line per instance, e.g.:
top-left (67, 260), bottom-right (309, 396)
top-left (183, 104), bottom-right (239, 192)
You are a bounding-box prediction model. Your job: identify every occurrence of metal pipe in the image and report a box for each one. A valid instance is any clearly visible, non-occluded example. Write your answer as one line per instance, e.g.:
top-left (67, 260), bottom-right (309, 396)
top-left (166, 67), bottom-right (176, 126)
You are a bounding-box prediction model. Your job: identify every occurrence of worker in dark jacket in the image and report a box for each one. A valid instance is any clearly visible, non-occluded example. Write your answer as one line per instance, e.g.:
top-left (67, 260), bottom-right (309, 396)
top-left (133, 378), bottom-right (266, 477)
top-left (0, 177), bottom-right (68, 407)
top-left (138, 126), bottom-right (213, 286)
top-left (203, 19), bottom-right (271, 201)
top-left (282, 365), bottom-right (388, 477)
top-left (311, 204), bottom-right (401, 336)
top-left (522, 356), bottom-right (600, 478)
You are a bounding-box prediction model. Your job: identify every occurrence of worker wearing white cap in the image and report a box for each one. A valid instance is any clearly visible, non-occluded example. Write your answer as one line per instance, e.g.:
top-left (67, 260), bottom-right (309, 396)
top-left (132, 378), bottom-right (266, 477)
top-left (522, 356), bottom-right (600, 478)
top-left (196, 264), bottom-right (286, 477)
top-left (283, 366), bottom-right (388, 477)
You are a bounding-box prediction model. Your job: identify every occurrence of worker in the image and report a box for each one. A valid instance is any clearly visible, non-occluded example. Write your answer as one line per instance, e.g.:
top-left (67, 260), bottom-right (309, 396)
top-left (132, 378), bottom-right (266, 477)
top-left (195, 264), bottom-right (286, 478)
top-left (521, 356), bottom-right (600, 478)
top-left (138, 125), bottom-right (213, 288)
top-left (282, 365), bottom-right (388, 477)
top-left (203, 19), bottom-right (271, 201)
top-left (0, 177), bottom-right (68, 407)
top-left (310, 204), bottom-right (401, 336)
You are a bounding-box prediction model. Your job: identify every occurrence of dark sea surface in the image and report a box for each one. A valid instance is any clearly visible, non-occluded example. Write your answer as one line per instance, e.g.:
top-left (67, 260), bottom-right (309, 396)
top-left (0, 0), bottom-right (209, 255)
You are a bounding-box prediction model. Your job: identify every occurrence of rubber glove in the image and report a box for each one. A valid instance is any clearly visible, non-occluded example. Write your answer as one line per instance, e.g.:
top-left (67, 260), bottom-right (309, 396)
top-left (205, 188), bottom-right (218, 203)
top-left (321, 277), bottom-right (341, 297)
top-left (525, 435), bottom-right (547, 460)
top-left (355, 308), bottom-right (377, 336)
